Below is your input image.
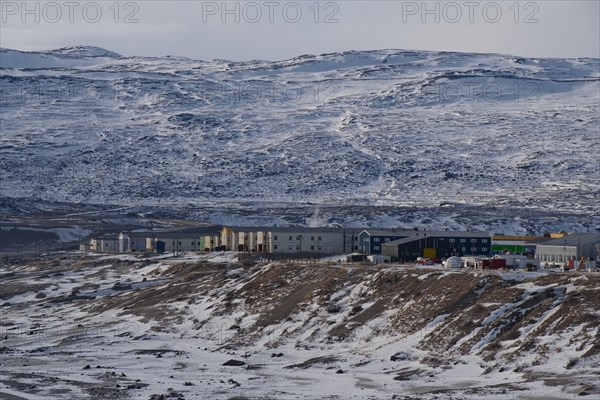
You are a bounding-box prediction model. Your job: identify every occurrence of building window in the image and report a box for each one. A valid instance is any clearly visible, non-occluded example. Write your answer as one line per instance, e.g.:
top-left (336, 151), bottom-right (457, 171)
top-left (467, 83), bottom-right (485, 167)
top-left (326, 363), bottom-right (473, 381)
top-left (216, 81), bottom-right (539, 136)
top-left (462, 247), bottom-right (466, 252)
top-left (191, 242), bottom-right (194, 246)
top-left (449, 238), bottom-right (455, 243)
top-left (385, 238), bottom-right (390, 242)
top-left (318, 236), bottom-right (322, 241)
top-left (311, 236), bottom-right (314, 241)
top-left (274, 236), bottom-right (278, 241)
top-left (460, 239), bottom-right (466, 243)
top-left (482, 247), bottom-right (488, 252)
top-left (289, 236), bottom-right (292, 240)
top-left (296, 245), bottom-right (300, 250)
top-left (364, 237), bottom-right (369, 242)
top-left (471, 239), bottom-right (477, 243)
top-left (311, 245), bottom-right (314, 250)
top-left (296, 235), bottom-right (301, 240)
top-left (354, 236), bottom-right (358, 241)
top-left (274, 245), bottom-right (278, 250)
top-left (374, 246), bottom-right (380, 250)
top-left (318, 245), bottom-right (322, 250)
top-left (288, 245), bottom-right (293, 250)
top-left (471, 247), bottom-right (477, 252)
top-left (374, 238), bottom-right (380, 242)
top-left (481, 239), bottom-right (488, 243)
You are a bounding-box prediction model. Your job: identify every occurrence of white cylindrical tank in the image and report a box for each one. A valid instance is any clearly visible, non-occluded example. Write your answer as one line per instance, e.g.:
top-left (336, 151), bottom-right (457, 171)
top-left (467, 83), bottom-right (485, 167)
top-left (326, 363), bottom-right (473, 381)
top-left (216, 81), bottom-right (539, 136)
top-left (118, 232), bottom-right (130, 253)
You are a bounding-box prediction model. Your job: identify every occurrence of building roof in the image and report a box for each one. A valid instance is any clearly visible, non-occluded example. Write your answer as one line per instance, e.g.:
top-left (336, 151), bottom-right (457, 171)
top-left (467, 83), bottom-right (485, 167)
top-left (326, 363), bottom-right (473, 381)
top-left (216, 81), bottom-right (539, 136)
top-left (383, 231), bottom-right (491, 247)
top-left (96, 226), bottom-right (222, 240)
top-left (359, 229), bottom-right (417, 236)
top-left (492, 235), bottom-right (544, 241)
top-left (536, 233), bottom-right (600, 247)
top-left (422, 230), bottom-right (490, 238)
top-left (94, 227), bottom-right (491, 241)
top-left (381, 236), bottom-right (423, 246)
top-left (526, 237), bottom-right (556, 244)
top-left (223, 226), bottom-right (368, 234)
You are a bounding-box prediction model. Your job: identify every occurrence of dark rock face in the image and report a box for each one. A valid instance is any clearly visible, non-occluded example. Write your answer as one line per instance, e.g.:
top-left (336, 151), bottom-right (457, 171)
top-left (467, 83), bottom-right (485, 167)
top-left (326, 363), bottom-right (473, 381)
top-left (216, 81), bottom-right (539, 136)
top-left (222, 359), bottom-right (245, 366)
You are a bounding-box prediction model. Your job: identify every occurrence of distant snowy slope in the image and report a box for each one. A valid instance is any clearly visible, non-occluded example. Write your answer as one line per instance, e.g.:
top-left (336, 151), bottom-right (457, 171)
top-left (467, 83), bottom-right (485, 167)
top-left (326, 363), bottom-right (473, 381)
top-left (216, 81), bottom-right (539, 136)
top-left (0, 46), bottom-right (120, 69)
top-left (0, 47), bottom-right (598, 230)
top-left (47, 45), bottom-right (122, 58)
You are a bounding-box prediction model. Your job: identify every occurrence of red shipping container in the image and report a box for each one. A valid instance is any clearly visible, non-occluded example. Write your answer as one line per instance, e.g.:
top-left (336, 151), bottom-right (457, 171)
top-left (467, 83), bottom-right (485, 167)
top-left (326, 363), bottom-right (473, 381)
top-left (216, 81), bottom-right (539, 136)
top-left (482, 258), bottom-right (507, 269)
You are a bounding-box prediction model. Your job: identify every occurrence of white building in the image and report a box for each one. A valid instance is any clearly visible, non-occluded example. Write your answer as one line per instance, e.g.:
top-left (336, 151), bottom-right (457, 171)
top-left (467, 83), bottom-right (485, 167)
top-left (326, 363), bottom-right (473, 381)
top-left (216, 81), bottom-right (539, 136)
top-left (218, 226), bottom-right (362, 255)
top-left (91, 236), bottom-right (145, 253)
top-left (266, 228), bottom-right (360, 255)
top-left (144, 227), bottom-right (222, 254)
top-left (535, 233), bottom-right (600, 266)
top-left (94, 237), bottom-right (118, 253)
top-left (118, 233), bottom-right (130, 253)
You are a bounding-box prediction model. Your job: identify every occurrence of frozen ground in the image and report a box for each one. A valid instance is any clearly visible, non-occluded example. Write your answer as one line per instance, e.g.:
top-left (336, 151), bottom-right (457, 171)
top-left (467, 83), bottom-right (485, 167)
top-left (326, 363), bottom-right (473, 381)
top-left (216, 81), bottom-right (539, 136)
top-left (1, 254), bottom-right (599, 399)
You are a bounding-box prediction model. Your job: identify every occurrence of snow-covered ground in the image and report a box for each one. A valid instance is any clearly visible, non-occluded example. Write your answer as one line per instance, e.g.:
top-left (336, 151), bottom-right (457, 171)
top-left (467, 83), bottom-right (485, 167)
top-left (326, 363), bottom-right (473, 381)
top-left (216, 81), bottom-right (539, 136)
top-left (1, 254), bottom-right (598, 399)
top-left (0, 46), bottom-right (598, 233)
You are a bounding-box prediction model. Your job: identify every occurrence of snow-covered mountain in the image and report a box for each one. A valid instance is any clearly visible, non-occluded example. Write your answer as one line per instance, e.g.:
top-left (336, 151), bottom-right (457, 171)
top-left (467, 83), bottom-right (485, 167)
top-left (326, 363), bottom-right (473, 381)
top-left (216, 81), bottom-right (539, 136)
top-left (1, 46), bottom-right (598, 232)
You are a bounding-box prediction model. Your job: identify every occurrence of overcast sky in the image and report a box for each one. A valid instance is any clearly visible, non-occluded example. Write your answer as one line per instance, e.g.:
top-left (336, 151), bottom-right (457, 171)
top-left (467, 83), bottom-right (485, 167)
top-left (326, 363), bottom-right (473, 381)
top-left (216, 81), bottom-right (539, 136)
top-left (1, 1), bottom-right (599, 60)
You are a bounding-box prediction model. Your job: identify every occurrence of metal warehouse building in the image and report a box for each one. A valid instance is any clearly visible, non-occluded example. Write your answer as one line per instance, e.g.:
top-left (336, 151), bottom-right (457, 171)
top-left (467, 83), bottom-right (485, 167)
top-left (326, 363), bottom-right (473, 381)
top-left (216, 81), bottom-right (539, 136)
top-left (381, 231), bottom-right (492, 261)
top-left (535, 233), bottom-right (600, 265)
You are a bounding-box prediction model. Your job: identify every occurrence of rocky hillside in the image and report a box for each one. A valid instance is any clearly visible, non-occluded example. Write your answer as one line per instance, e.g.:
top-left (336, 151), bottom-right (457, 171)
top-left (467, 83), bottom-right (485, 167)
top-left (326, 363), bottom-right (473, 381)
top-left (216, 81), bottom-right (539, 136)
top-left (1, 254), bottom-right (599, 399)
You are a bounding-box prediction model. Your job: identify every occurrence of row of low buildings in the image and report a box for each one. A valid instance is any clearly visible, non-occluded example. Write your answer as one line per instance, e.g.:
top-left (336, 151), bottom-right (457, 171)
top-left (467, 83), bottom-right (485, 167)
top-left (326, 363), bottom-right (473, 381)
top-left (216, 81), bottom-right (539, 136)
top-left (88, 227), bottom-right (366, 256)
top-left (83, 226), bottom-right (600, 265)
top-left (84, 226), bottom-right (493, 260)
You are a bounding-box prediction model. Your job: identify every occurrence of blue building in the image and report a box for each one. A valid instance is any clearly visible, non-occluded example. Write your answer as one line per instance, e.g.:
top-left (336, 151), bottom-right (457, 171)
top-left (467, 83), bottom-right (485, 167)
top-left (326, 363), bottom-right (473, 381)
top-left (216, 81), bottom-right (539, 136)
top-left (358, 229), bottom-right (418, 255)
top-left (381, 231), bottom-right (492, 261)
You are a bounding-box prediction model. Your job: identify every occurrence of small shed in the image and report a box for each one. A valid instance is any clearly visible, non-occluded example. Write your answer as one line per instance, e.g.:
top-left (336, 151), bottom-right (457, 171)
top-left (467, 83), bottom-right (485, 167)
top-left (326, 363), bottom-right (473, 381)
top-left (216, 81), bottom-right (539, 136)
top-left (367, 254), bottom-right (389, 265)
top-left (476, 258), bottom-right (507, 270)
top-left (346, 253), bottom-right (367, 262)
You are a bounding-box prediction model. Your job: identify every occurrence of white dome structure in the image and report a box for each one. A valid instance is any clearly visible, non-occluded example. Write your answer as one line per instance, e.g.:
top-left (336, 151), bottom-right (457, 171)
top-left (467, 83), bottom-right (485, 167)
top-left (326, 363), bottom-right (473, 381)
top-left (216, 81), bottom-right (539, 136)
top-left (443, 256), bottom-right (462, 268)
